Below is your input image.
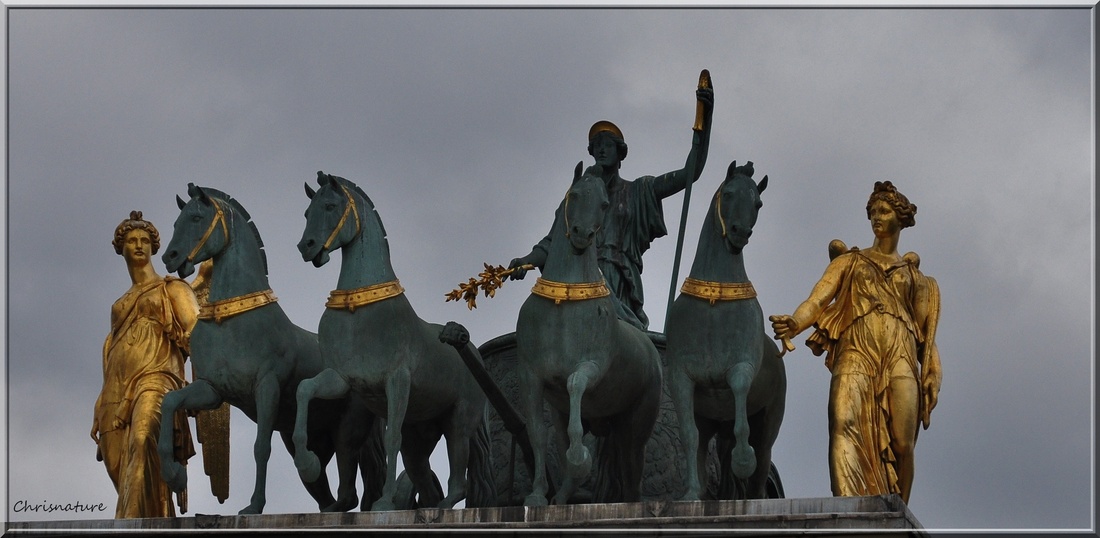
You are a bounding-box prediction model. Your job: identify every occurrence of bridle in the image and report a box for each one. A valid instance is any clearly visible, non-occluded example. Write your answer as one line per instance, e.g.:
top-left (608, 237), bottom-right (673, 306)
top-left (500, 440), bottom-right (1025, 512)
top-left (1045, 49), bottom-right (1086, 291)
top-left (321, 182), bottom-right (361, 251)
top-left (714, 182), bottom-right (758, 239)
top-left (562, 181), bottom-right (604, 240)
top-left (715, 188), bottom-right (728, 238)
top-left (187, 197), bottom-right (230, 263)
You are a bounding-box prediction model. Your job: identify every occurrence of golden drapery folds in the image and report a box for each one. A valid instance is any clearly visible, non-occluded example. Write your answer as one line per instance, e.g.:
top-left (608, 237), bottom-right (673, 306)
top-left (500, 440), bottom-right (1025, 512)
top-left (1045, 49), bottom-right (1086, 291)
top-left (770, 182), bottom-right (942, 505)
top-left (93, 211), bottom-right (199, 518)
top-left (94, 276), bottom-right (198, 518)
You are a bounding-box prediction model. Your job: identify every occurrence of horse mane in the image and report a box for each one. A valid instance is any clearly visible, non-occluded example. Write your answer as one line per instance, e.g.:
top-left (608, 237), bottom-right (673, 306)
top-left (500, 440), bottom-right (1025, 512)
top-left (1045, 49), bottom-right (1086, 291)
top-left (199, 186), bottom-right (269, 276)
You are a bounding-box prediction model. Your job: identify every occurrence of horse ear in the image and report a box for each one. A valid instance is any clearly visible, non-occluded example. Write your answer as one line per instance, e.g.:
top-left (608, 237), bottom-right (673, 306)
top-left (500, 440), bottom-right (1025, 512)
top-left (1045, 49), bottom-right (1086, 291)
top-left (304, 182), bottom-right (316, 199)
top-left (186, 183), bottom-right (210, 205)
top-left (317, 171), bottom-right (332, 187)
top-left (726, 160), bottom-right (737, 180)
top-left (757, 174), bottom-right (769, 194)
top-left (573, 161), bottom-right (584, 183)
top-left (193, 185), bottom-right (212, 206)
top-left (176, 194), bottom-right (187, 210)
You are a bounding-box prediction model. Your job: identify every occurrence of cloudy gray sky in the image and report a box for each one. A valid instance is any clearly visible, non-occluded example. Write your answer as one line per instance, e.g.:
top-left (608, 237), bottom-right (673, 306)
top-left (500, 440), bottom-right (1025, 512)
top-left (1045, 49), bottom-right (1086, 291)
top-left (3, 6), bottom-right (1094, 531)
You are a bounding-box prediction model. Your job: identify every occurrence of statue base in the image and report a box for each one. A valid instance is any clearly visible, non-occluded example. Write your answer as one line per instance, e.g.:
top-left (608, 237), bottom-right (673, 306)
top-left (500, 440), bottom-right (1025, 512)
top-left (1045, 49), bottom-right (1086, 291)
top-left (7, 495), bottom-right (923, 535)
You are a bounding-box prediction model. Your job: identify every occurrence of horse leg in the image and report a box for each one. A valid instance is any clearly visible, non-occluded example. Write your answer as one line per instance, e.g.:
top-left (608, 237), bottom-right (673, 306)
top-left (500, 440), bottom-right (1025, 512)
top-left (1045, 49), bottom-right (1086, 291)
top-left (439, 409), bottom-right (475, 509)
top-left (549, 407), bottom-right (576, 505)
top-left (277, 430), bottom-right (338, 510)
top-left (519, 365), bottom-right (550, 507)
top-left (668, 367), bottom-right (702, 500)
top-left (371, 367), bottom-right (411, 512)
top-left (292, 368), bottom-right (348, 483)
top-left (564, 361), bottom-right (599, 483)
top-left (358, 414), bottom-right (387, 511)
top-left (325, 401), bottom-right (371, 512)
top-left (745, 388), bottom-right (785, 499)
top-left (401, 424), bottom-right (444, 508)
top-left (240, 372), bottom-right (280, 514)
top-left (319, 441), bottom-right (358, 513)
top-left (743, 419), bottom-right (773, 500)
top-left (158, 380), bottom-right (222, 493)
top-left (726, 362), bottom-right (758, 479)
top-left (619, 379), bottom-right (661, 502)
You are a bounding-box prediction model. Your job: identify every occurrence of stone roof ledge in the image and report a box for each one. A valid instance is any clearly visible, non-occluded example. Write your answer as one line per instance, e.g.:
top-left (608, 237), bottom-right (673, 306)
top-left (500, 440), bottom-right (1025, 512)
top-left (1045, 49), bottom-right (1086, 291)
top-left (7, 494), bottom-right (924, 536)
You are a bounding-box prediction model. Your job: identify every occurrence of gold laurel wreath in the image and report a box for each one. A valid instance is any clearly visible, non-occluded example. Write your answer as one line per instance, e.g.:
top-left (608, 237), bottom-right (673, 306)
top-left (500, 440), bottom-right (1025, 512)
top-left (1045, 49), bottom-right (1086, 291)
top-left (445, 263), bottom-right (534, 310)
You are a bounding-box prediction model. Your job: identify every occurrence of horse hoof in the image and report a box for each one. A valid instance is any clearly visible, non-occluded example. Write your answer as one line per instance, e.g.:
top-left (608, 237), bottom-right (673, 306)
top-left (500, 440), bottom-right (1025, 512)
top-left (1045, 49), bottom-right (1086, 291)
top-left (238, 502), bottom-right (264, 515)
top-left (566, 445), bottom-right (592, 479)
top-left (163, 462), bottom-right (187, 493)
top-left (524, 494), bottom-right (548, 507)
top-left (370, 499), bottom-right (396, 512)
top-left (295, 451), bottom-right (322, 482)
top-left (731, 444), bottom-right (757, 479)
top-left (437, 495), bottom-right (461, 510)
top-left (323, 497), bottom-right (357, 513)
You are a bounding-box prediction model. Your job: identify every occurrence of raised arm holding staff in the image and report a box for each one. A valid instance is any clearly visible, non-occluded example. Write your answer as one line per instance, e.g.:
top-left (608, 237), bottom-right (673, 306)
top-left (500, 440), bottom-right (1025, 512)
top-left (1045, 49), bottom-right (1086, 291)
top-left (507, 73), bottom-right (714, 330)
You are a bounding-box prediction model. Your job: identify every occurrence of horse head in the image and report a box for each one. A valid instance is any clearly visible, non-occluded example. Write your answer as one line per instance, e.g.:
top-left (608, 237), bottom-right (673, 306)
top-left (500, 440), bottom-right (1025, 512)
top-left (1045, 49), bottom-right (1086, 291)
top-left (713, 161), bottom-right (768, 254)
top-left (163, 183), bottom-right (231, 278)
top-left (563, 161), bottom-right (610, 254)
top-left (298, 171), bottom-right (364, 268)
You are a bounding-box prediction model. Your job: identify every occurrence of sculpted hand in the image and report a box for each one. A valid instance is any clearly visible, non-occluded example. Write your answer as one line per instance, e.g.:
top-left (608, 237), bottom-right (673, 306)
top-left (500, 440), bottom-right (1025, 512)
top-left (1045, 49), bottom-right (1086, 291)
top-left (768, 314), bottom-right (798, 356)
top-left (921, 381), bottom-right (939, 429)
top-left (696, 87), bottom-right (714, 116)
top-left (769, 314), bottom-right (798, 341)
top-left (921, 363), bottom-right (941, 429)
top-left (508, 257), bottom-right (530, 281)
top-left (91, 421), bottom-right (103, 461)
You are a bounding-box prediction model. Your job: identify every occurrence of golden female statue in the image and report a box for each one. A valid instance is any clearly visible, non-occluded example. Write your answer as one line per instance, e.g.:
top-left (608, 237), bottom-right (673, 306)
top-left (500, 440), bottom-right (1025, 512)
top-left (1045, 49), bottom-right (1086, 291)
top-left (91, 211), bottom-right (198, 518)
top-left (770, 182), bottom-right (941, 503)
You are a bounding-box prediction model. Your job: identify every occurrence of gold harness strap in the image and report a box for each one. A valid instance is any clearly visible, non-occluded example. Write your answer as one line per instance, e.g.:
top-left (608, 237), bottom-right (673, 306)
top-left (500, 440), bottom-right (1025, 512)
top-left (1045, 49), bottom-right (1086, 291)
top-left (680, 277), bottom-right (757, 305)
top-left (187, 198), bottom-right (230, 263)
top-left (198, 289), bottom-right (278, 323)
top-left (322, 182), bottom-right (361, 252)
top-left (531, 277), bottom-right (611, 305)
top-left (715, 188), bottom-right (728, 237)
top-left (326, 280), bottom-right (404, 312)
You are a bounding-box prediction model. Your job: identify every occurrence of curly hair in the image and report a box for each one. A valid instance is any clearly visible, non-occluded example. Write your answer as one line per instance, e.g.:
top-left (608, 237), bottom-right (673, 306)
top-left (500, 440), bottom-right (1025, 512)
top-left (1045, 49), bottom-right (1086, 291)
top-left (866, 181), bottom-right (917, 228)
top-left (112, 210), bottom-right (161, 255)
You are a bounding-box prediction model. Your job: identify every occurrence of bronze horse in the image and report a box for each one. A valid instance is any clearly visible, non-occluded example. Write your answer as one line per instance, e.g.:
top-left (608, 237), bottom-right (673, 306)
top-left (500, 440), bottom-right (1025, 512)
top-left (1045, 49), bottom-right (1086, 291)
top-left (159, 184), bottom-right (384, 514)
top-left (516, 163), bottom-right (663, 506)
top-left (291, 172), bottom-right (496, 510)
top-left (665, 161), bottom-right (786, 500)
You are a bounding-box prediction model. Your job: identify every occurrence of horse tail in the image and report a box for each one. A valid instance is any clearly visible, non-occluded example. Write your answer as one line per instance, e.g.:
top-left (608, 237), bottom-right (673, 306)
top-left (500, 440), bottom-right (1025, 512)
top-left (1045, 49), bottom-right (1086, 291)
top-left (592, 434), bottom-right (624, 503)
top-left (464, 407), bottom-right (498, 508)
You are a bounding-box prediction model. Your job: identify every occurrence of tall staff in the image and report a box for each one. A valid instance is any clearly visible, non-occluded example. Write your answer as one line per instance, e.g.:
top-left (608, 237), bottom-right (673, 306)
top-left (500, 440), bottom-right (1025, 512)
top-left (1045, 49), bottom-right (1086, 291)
top-left (666, 69), bottom-right (712, 329)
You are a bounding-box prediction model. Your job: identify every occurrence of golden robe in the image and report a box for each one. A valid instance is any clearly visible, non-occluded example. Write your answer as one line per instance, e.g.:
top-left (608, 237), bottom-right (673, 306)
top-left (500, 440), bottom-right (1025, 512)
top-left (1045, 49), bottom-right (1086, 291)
top-left (94, 276), bottom-right (196, 518)
top-left (806, 251), bottom-right (922, 498)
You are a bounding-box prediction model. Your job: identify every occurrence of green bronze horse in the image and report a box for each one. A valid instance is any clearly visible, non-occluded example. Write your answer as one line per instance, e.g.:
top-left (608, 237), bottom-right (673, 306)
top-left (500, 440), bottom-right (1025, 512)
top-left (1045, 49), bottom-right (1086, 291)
top-left (291, 172), bottom-right (496, 511)
top-left (664, 161), bottom-right (786, 500)
top-left (159, 184), bottom-right (385, 514)
top-left (516, 163), bottom-right (663, 506)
